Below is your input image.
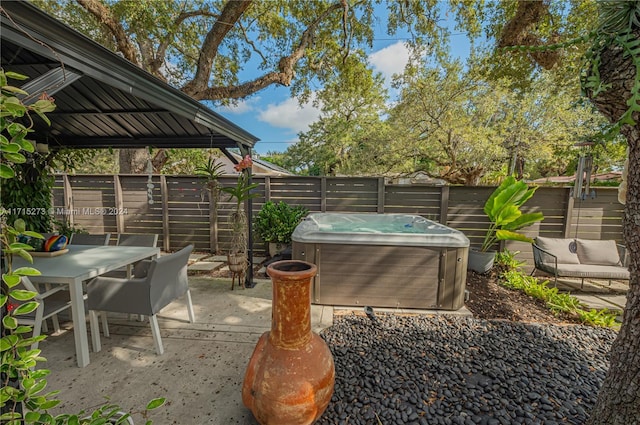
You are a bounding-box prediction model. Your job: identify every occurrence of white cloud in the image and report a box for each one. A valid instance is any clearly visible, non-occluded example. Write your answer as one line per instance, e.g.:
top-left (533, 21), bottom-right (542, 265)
top-left (258, 96), bottom-right (322, 133)
top-left (368, 41), bottom-right (411, 81)
top-left (219, 97), bottom-right (260, 114)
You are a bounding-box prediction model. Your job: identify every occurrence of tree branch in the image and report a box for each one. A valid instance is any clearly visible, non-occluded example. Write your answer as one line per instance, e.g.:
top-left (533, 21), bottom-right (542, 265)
top-left (153, 9), bottom-right (221, 74)
top-left (183, 0), bottom-right (253, 95)
top-left (184, 1), bottom-right (345, 100)
top-left (237, 19), bottom-right (268, 65)
top-left (76, 0), bottom-right (139, 65)
top-left (497, 0), bottom-right (560, 70)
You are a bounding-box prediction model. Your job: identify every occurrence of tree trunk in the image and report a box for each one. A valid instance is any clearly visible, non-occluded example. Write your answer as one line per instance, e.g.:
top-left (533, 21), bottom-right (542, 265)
top-left (585, 31), bottom-right (640, 425)
top-left (118, 148), bottom-right (149, 174)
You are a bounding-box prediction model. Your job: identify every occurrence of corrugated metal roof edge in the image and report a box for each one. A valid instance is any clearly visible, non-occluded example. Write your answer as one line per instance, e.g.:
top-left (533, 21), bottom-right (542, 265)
top-left (0, 2), bottom-right (259, 148)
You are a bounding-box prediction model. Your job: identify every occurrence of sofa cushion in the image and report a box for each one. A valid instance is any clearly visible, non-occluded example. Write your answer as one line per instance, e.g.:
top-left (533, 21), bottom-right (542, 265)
top-left (550, 263), bottom-right (630, 280)
top-left (535, 237), bottom-right (580, 264)
top-left (576, 239), bottom-right (621, 266)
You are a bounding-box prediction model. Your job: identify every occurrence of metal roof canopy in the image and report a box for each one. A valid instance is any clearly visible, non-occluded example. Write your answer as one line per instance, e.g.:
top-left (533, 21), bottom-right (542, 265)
top-left (0, 2), bottom-right (259, 151)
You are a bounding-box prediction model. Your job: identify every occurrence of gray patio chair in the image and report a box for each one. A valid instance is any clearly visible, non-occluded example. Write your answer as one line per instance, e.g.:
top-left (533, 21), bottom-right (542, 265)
top-left (106, 233), bottom-right (160, 325)
top-left (87, 245), bottom-right (195, 355)
top-left (69, 233), bottom-right (111, 245)
top-left (15, 276), bottom-right (73, 350)
top-left (104, 233), bottom-right (159, 278)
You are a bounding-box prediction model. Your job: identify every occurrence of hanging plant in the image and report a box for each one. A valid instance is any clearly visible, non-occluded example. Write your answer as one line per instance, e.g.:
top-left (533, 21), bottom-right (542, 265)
top-left (220, 155), bottom-right (259, 255)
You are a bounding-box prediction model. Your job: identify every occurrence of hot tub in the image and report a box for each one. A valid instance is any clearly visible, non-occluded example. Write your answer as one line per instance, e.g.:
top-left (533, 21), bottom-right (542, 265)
top-left (292, 213), bottom-right (469, 310)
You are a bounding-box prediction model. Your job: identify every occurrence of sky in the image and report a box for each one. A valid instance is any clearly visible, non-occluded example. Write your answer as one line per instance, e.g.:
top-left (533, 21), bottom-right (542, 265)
top-left (216, 11), bottom-right (472, 156)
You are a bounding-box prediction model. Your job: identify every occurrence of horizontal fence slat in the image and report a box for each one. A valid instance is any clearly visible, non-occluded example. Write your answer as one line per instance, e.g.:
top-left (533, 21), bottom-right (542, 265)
top-left (50, 175), bottom-right (623, 254)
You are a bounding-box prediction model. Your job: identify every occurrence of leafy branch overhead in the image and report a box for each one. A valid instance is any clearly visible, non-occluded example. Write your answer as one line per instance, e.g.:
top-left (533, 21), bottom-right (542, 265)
top-left (37, 0), bottom-right (482, 103)
top-left (499, 1), bottom-right (640, 138)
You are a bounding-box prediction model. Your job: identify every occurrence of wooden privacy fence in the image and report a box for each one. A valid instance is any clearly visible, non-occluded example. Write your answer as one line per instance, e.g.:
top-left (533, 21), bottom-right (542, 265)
top-left (52, 174), bottom-right (624, 267)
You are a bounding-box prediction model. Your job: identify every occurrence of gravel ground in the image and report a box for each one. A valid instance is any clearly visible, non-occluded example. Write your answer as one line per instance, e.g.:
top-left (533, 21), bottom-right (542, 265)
top-left (318, 313), bottom-right (616, 425)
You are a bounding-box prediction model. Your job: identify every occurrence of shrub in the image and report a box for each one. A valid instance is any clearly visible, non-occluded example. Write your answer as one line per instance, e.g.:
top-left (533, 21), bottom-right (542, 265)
top-left (254, 201), bottom-right (308, 245)
top-left (499, 269), bottom-right (619, 327)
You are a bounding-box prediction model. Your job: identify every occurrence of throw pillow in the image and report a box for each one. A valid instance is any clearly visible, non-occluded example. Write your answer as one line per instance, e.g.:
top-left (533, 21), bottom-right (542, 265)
top-left (535, 237), bottom-right (580, 264)
top-left (576, 239), bottom-right (621, 266)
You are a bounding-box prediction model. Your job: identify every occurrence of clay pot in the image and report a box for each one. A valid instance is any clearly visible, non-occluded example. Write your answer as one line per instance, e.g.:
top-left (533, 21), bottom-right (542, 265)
top-left (242, 260), bottom-right (335, 425)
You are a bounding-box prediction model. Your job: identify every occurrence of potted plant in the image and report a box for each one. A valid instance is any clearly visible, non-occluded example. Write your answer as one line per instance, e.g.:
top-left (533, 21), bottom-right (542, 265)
top-left (220, 155), bottom-right (259, 276)
top-left (468, 176), bottom-right (544, 273)
top-left (254, 201), bottom-right (308, 257)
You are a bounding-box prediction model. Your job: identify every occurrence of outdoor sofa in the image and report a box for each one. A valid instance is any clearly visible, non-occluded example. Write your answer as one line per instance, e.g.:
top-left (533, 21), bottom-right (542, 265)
top-left (532, 236), bottom-right (630, 287)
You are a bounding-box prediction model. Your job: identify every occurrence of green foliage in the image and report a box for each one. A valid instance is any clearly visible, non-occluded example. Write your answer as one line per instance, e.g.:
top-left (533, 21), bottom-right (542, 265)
top-left (220, 172), bottom-right (259, 212)
top-left (195, 155), bottom-right (225, 200)
top-left (195, 156), bottom-right (225, 182)
top-left (498, 1), bottom-right (640, 142)
top-left (480, 176), bottom-right (544, 252)
top-left (1, 223), bottom-right (165, 424)
top-left (284, 53), bottom-right (619, 182)
top-left (494, 249), bottom-right (526, 271)
top-left (0, 72), bottom-right (54, 180)
top-left (0, 70), bottom-right (56, 233)
top-left (54, 148), bottom-right (118, 174)
top-left (285, 60), bottom-right (390, 176)
top-left (575, 307), bottom-right (620, 328)
top-left (221, 157), bottom-right (259, 254)
top-left (581, 24), bottom-right (640, 138)
top-left (52, 219), bottom-right (86, 239)
top-left (254, 201), bottom-right (308, 245)
top-left (34, 0), bottom-right (482, 101)
top-left (0, 162), bottom-right (54, 233)
top-left (499, 269), bottom-right (619, 328)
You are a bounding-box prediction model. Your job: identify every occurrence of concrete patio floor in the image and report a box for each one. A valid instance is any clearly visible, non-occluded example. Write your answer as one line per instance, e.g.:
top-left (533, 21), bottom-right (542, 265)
top-left (35, 269), bottom-right (628, 424)
top-left (41, 276), bottom-right (333, 424)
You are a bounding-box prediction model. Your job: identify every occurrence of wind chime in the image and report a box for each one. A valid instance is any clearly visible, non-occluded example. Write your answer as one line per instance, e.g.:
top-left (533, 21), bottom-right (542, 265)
top-left (570, 141), bottom-right (595, 247)
top-left (572, 141), bottom-right (595, 201)
top-left (146, 147), bottom-right (154, 205)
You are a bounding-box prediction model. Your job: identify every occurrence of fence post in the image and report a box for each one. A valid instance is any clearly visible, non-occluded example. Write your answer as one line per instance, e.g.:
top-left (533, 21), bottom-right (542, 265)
top-left (208, 181), bottom-right (218, 254)
top-left (264, 176), bottom-right (271, 203)
top-left (377, 177), bottom-right (385, 213)
top-left (439, 186), bottom-right (450, 224)
top-left (321, 177), bottom-right (327, 212)
top-left (113, 175), bottom-right (124, 234)
top-left (563, 189), bottom-right (575, 238)
top-left (161, 175), bottom-right (170, 251)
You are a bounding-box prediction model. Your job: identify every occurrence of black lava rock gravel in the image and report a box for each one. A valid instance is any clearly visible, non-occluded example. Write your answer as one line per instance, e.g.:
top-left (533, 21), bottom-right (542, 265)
top-left (317, 314), bottom-right (616, 425)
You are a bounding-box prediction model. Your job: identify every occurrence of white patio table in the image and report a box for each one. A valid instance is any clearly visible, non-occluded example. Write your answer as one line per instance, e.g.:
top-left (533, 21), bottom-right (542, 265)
top-left (13, 244), bottom-right (160, 367)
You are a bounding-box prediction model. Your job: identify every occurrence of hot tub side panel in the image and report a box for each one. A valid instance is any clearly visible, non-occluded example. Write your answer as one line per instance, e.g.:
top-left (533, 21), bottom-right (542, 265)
top-left (438, 246), bottom-right (468, 310)
top-left (293, 242), bottom-right (465, 310)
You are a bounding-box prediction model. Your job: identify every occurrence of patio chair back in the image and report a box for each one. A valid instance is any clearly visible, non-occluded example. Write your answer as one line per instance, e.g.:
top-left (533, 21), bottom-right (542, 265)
top-left (69, 233), bottom-right (111, 245)
top-left (148, 244), bottom-right (193, 314)
top-left (116, 233), bottom-right (158, 247)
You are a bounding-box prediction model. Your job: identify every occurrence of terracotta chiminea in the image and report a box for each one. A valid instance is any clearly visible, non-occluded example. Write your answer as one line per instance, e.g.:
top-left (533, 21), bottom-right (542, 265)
top-left (242, 260), bottom-right (335, 425)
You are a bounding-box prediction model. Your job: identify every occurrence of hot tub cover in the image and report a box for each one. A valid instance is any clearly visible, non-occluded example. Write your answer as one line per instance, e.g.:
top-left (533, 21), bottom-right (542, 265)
top-left (292, 213), bottom-right (469, 248)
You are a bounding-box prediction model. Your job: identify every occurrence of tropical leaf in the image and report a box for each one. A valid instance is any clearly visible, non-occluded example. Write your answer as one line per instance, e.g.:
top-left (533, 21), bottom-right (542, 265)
top-left (502, 212), bottom-right (545, 231)
top-left (495, 230), bottom-right (534, 243)
top-left (495, 204), bottom-right (522, 226)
